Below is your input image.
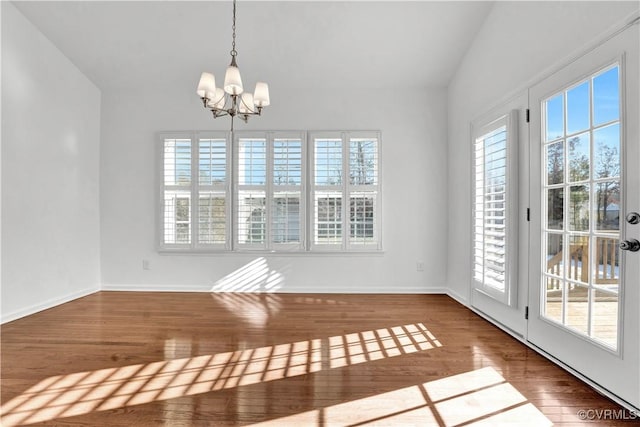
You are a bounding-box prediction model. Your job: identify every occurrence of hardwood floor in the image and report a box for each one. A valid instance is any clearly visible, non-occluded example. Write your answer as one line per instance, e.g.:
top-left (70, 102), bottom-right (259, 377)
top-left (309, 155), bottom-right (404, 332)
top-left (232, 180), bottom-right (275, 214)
top-left (0, 292), bottom-right (636, 426)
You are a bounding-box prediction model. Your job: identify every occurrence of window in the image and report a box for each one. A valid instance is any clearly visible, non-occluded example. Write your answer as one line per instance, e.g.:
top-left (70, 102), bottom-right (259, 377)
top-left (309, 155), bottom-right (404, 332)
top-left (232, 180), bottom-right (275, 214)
top-left (159, 130), bottom-right (381, 252)
top-left (161, 133), bottom-right (230, 250)
top-left (311, 132), bottom-right (381, 251)
top-left (236, 132), bottom-right (305, 251)
top-left (472, 112), bottom-right (518, 305)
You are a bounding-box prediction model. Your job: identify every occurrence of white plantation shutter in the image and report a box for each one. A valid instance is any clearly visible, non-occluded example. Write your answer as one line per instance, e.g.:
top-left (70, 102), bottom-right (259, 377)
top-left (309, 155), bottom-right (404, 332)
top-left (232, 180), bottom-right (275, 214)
top-left (235, 132), bottom-right (305, 251)
top-left (236, 137), bottom-right (267, 249)
top-left (272, 138), bottom-right (303, 249)
top-left (310, 132), bottom-right (381, 251)
top-left (348, 137), bottom-right (379, 248)
top-left (312, 136), bottom-right (343, 248)
top-left (160, 132), bottom-right (230, 250)
top-left (162, 138), bottom-right (192, 246)
top-left (472, 112), bottom-right (517, 305)
top-left (159, 130), bottom-right (379, 253)
top-left (197, 137), bottom-right (229, 248)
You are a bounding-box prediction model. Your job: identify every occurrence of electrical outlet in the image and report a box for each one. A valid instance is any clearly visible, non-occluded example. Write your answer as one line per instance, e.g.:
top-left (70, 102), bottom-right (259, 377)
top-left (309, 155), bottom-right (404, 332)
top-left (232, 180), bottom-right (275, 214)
top-left (142, 259), bottom-right (150, 270)
top-left (416, 262), bottom-right (424, 272)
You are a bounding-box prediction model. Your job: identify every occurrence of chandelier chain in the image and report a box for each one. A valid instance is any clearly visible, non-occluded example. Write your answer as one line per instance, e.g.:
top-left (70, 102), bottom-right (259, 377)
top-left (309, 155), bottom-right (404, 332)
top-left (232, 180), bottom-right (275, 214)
top-left (230, 0), bottom-right (237, 57)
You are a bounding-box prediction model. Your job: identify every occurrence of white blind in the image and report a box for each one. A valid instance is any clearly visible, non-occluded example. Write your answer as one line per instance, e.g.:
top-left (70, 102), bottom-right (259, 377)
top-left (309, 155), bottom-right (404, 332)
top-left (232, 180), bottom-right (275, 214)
top-left (474, 125), bottom-right (508, 293)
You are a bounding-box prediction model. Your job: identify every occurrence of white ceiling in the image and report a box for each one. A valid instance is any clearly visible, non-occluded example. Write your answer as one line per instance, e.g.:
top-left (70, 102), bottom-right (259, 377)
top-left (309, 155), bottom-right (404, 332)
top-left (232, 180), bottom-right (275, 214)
top-left (12, 1), bottom-right (494, 92)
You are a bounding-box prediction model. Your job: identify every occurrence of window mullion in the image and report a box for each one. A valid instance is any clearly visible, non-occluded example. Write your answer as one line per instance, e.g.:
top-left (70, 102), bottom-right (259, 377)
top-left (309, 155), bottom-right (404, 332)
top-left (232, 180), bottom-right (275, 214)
top-left (342, 131), bottom-right (349, 251)
top-left (306, 131), bottom-right (313, 250)
top-left (266, 132), bottom-right (274, 250)
top-left (191, 133), bottom-right (199, 249)
top-left (224, 132), bottom-right (236, 251)
top-left (231, 131), bottom-right (238, 251)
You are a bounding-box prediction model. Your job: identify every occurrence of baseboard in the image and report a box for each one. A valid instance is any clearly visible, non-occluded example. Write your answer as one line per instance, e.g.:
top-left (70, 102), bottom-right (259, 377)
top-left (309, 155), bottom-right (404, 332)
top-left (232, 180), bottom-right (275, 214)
top-left (1, 286), bottom-right (99, 324)
top-left (445, 288), bottom-right (469, 306)
top-left (101, 283), bottom-right (212, 292)
top-left (460, 295), bottom-right (640, 414)
top-left (101, 283), bottom-right (450, 294)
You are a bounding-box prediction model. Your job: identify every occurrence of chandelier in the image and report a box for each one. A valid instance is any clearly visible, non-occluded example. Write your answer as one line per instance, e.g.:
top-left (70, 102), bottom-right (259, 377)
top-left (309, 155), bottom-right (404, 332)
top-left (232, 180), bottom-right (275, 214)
top-left (196, 0), bottom-right (270, 130)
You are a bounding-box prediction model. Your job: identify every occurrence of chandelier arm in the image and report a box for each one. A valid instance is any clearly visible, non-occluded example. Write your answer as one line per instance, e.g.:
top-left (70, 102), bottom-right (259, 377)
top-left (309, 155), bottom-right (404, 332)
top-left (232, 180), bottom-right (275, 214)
top-left (212, 110), bottom-right (230, 118)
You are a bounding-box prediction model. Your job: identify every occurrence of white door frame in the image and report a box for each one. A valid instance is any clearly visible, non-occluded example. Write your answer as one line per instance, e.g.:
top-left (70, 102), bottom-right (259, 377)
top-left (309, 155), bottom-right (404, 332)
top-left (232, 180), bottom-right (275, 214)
top-left (527, 22), bottom-right (639, 410)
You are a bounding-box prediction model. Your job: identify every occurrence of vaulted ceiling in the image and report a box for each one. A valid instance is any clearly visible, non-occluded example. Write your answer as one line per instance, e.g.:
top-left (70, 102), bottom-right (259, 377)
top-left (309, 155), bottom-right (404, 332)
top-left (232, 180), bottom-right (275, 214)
top-left (13, 1), bottom-right (494, 92)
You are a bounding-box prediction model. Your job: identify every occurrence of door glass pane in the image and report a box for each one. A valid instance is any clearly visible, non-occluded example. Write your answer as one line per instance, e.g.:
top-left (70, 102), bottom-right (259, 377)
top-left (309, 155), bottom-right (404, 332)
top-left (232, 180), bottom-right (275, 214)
top-left (546, 141), bottom-right (564, 185)
top-left (595, 181), bottom-right (620, 231)
top-left (547, 188), bottom-right (564, 230)
top-left (544, 276), bottom-right (563, 323)
top-left (546, 233), bottom-right (564, 278)
top-left (594, 237), bottom-right (619, 290)
top-left (569, 184), bottom-right (589, 231)
top-left (592, 289), bottom-right (618, 348)
top-left (593, 66), bottom-right (619, 125)
top-left (594, 123), bottom-right (620, 179)
top-left (567, 81), bottom-right (590, 135)
top-left (540, 63), bottom-right (621, 350)
top-left (568, 133), bottom-right (590, 182)
top-left (546, 94), bottom-right (564, 141)
top-left (568, 236), bottom-right (589, 284)
top-left (566, 284), bottom-right (589, 335)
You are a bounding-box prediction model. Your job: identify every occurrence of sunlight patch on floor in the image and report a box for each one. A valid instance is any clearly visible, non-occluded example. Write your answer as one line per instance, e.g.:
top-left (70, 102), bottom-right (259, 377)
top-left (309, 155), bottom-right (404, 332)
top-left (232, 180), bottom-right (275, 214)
top-left (0, 322), bottom-right (441, 426)
top-left (252, 367), bottom-right (552, 426)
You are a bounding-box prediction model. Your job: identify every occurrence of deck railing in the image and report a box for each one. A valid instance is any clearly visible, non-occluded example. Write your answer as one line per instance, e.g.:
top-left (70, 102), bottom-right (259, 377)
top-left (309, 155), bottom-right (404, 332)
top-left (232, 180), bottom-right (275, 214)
top-left (546, 236), bottom-right (619, 289)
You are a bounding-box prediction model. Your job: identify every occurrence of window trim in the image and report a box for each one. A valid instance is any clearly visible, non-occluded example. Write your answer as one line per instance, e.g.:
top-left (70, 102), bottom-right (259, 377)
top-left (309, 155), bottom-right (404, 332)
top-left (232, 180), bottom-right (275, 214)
top-left (471, 111), bottom-right (519, 306)
top-left (309, 131), bottom-right (382, 252)
top-left (233, 131), bottom-right (307, 252)
top-left (158, 131), bottom-right (232, 252)
top-left (157, 130), bottom-right (382, 253)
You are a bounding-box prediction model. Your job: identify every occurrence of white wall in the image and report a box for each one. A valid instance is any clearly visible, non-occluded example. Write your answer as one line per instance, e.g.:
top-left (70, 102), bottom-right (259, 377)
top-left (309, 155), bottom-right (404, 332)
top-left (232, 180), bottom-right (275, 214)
top-left (447, 1), bottom-right (639, 302)
top-left (100, 85), bottom-right (448, 293)
top-left (1, 3), bottom-right (102, 322)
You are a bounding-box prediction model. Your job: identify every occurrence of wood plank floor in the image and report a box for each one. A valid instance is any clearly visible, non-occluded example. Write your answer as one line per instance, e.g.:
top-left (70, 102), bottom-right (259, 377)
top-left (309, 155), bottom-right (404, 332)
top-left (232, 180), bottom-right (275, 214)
top-left (1, 292), bottom-right (636, 426)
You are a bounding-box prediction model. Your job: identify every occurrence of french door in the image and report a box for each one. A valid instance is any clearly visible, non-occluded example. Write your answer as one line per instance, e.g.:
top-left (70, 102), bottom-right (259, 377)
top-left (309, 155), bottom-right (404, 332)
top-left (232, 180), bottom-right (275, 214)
top-left (527, 24), bottom-right (639, 408)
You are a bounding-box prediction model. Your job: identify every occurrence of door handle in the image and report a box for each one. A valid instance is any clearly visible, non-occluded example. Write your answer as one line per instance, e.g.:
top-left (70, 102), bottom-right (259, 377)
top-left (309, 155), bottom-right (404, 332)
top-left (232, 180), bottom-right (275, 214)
top-left (620, 239), bottom-right (640, 252)
top-left (626, 212), bottom-right (640, 224)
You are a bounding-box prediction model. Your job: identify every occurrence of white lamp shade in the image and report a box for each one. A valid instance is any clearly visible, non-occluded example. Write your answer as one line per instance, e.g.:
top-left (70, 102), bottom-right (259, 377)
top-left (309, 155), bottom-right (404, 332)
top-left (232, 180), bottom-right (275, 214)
top-left (224, 66), bottom-right (243, 95)
top-left (206, 88), bottom-right (226, 109)
top-left (197, 72), bottom-right (216, 98)
top-left (239, 93), bottom-right (255, 114)
top-left (253, 82), bottom-right (270, 107)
